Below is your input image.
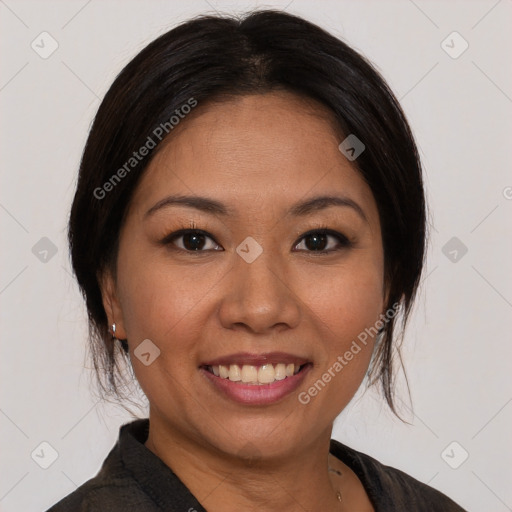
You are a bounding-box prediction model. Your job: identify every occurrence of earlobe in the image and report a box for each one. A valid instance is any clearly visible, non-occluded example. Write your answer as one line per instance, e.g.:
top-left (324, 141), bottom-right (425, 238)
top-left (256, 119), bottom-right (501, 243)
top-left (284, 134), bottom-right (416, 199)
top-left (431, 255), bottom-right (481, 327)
top-left (98, 269), bottom-right (127, 340)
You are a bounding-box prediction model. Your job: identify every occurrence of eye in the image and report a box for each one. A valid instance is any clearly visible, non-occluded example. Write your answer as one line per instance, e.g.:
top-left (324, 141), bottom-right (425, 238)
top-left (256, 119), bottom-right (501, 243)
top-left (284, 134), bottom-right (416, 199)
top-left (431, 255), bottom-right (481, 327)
top-left (162, 229), bottom-right (223, 252)
top-left (160, 225), bottom-right (351, 254)
top-left (293, 228), bottom-right (351, 253)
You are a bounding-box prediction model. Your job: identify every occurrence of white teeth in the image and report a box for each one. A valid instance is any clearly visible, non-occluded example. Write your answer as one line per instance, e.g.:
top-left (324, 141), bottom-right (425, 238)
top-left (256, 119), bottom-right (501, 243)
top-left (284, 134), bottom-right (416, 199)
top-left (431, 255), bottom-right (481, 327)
top-left (274, 363), bottom-right (287, 380)
top-left (210, 363), bottom-right (304, 384)
top-left (258, 364), bottom-right (275, 384)
top-left (241, 365), bottom-right (258, 383)
top-left (228, 364), bottom-right (242, 381)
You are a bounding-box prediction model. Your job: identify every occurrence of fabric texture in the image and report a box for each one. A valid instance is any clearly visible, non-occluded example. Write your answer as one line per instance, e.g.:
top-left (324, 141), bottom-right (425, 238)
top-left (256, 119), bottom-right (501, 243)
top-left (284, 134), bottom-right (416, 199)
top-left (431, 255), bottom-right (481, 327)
top-left (46, 418), bottom-right (466, 511)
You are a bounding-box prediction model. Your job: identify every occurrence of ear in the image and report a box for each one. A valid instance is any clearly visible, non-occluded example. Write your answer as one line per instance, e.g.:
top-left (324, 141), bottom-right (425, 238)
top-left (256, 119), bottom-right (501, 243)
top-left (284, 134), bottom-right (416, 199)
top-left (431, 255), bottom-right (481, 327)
top-left (98, 268), bottom-right (128, 340)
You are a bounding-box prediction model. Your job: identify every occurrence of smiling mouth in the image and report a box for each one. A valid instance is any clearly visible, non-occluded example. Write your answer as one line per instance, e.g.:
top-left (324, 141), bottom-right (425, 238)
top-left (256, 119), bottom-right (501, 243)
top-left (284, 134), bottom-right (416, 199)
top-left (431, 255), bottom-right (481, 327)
top-left (202, 363), bottom-right (310, 385)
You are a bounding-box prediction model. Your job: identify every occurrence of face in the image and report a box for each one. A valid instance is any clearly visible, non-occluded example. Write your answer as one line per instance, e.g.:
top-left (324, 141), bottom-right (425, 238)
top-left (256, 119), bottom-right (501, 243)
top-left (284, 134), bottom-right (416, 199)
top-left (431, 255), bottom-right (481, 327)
top-left (101, 91), bottom-right (386, 460)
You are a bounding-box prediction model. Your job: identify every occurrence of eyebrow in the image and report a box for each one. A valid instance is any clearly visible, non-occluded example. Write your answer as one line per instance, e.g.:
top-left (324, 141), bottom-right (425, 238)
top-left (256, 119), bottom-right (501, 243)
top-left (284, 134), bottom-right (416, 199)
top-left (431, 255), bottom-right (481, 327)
top-left (144, 194), bottom-right (367, 222)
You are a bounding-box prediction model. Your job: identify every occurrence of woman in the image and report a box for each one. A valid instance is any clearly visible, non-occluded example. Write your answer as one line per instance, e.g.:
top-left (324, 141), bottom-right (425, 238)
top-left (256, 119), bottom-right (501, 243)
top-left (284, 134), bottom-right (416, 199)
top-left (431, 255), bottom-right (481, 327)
top-left (47, 9), bottom-right (466, 512)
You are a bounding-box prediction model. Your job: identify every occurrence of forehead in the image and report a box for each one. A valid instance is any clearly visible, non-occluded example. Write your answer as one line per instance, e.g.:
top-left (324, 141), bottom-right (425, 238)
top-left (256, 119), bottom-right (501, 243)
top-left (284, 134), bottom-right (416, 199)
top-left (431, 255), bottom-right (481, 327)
top-left (129, 92), bottom-right (376, 220)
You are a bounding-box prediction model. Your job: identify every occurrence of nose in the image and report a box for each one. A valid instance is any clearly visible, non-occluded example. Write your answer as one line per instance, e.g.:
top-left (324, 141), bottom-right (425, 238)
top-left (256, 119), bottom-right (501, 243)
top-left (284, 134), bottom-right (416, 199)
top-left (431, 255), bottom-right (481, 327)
top-left (218, 247), bottom-right (301, 335)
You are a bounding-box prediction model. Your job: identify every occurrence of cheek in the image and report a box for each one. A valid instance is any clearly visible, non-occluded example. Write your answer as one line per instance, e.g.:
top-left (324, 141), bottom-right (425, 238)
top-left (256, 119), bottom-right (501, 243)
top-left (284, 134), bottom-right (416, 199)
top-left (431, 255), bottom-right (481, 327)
top-left (299, 258), bottom-right (384, 393)
top-left (116, 242), bottom-right (227, 351)
top-left (304, 257), bottom-right (384, 336)
top-left (115, 257), bottom-right (218, 402)
top-left (119, 270), bottom-right (204, 341)
top-left (298, 296), bottom-right (382, 415)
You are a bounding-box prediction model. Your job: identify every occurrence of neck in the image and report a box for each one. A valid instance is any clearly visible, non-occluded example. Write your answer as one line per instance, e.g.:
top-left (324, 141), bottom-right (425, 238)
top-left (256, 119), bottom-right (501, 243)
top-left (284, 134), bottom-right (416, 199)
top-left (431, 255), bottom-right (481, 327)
top-left (144, 416), bottom-right (346, 512)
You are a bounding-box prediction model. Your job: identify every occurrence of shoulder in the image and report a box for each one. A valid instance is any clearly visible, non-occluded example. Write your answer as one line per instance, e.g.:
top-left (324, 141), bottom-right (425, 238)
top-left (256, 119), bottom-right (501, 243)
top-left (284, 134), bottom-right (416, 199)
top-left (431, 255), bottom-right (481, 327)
top-left (330, 439), bottom-right (467, 511)
top-left (45, 436), bottom-right (157, 512)
top-left (45, 468), bottom-right (157, 512)
top-left (45, 481), bottom-right (146, 512)
top-left (45, 418), bottom-right (206, 512)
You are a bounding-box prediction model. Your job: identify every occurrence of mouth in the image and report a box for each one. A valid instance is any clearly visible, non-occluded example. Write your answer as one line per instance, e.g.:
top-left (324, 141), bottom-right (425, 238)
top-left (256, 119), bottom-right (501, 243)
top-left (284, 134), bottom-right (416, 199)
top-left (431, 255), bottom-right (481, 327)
top-left (202, 362), bottom-right (309, 385)
top-left (199, 352), bottom-right (312, 405)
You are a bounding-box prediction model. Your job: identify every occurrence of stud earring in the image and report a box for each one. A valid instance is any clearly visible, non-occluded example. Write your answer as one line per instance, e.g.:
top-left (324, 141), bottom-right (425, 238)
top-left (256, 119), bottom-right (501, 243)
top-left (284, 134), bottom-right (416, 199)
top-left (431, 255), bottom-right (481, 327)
top-left (110, 322), bottom-right (129, 354)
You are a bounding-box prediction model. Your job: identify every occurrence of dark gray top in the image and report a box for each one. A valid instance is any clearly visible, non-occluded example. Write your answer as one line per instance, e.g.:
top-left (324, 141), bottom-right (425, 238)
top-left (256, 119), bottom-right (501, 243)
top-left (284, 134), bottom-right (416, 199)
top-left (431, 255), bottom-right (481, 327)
top-left (46, 418), bottom-right (466, 511)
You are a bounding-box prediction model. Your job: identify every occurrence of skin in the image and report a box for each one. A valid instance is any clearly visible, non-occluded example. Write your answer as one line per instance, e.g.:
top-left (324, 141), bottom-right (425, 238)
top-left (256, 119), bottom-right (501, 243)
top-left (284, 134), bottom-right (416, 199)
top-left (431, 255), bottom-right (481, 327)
top-left (100, 91), bottom-right (387, 511)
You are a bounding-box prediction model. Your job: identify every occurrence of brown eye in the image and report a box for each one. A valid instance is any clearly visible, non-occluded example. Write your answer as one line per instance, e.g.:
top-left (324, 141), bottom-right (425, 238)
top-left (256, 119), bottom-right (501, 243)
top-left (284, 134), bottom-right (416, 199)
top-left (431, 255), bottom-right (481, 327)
top-left (294, 229), bottom-right (351, 253)
top-left (163, 230), bottom-right (222, 252)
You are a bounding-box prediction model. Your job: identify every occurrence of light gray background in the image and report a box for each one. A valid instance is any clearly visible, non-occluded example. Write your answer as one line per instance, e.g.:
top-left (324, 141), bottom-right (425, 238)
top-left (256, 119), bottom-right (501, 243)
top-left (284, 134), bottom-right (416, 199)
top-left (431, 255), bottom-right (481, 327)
top-left (1, 1), bottom-right (511, 511)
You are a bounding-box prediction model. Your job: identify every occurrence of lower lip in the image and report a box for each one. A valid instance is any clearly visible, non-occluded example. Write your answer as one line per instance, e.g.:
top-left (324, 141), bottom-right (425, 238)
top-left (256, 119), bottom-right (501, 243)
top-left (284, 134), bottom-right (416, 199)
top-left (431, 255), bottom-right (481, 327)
top-left (200, 365), bottom-right (312, 405)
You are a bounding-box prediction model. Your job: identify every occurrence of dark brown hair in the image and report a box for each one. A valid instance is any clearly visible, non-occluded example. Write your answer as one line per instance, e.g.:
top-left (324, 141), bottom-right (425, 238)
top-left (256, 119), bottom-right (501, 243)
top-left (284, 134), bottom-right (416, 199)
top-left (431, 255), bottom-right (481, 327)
top-left (68, 9), bottom-right (426, 418)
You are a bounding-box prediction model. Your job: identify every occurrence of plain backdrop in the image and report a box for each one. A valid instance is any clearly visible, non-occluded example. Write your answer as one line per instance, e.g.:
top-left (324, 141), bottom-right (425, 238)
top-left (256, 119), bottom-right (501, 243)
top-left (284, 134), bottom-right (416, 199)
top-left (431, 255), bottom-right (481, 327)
top-left (1, 1), bottom-right (511, 511)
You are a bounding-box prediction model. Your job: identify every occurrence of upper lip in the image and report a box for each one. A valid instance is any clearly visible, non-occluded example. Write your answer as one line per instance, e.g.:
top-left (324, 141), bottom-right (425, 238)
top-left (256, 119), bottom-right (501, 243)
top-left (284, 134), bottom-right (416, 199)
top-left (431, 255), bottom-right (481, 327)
top-left (201, 352), bottom-right (310, 367)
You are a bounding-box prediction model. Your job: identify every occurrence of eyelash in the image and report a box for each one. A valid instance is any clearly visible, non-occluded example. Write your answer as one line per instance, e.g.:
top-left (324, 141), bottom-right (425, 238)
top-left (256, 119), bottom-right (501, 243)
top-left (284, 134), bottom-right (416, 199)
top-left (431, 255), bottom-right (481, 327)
top-left (160, 222), bottom-right (352, 255)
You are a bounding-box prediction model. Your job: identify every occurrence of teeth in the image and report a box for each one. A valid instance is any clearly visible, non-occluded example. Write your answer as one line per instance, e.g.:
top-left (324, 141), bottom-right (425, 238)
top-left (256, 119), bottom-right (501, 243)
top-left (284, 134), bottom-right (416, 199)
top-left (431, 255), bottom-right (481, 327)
top-left (210, 363), bottom-right (304, 384)
top-left (228, 364), bottom-right (242, 381)
top-left (258, 364), bottom-right (275, 384)
top-left (274, 363), bottom-right (287, 380)
top-left (241, 365), bottom-right (258, 383)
